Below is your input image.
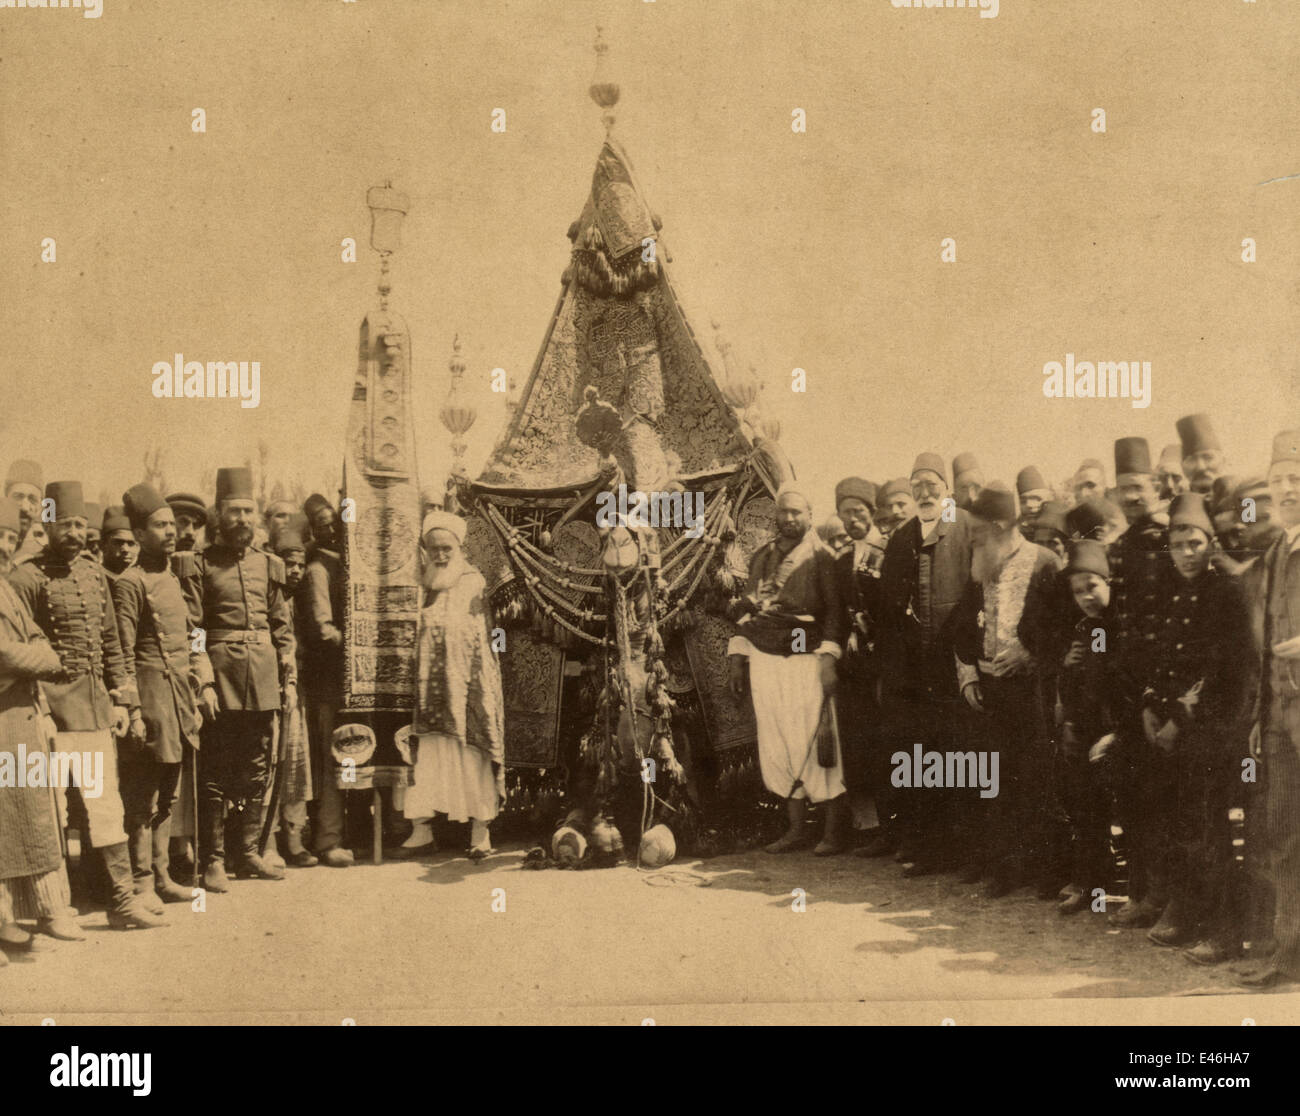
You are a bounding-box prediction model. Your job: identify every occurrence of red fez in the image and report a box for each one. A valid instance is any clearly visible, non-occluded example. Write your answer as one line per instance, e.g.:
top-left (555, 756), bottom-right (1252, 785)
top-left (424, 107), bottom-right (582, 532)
top-left (1065, 539), bottom-right (1110, 579)
top-left (1066, 498), bottom-right (1118, 538)
top-left (1168, 493), bottom-right (1214, 538)
top-left (971, 481), bottom-right (1017, 524)
top-left (1034, 500), bottom-right (1069, 539)
top-left (1114, 437), bottom-right (1154, 477)
top-left (166, 491), bottom-right (208, 523)
top-left (911, 452), bottom-right (947, 484)
top-left (123, 483), bottom-right (169, 530)
top-left (834, 476), bottom-right (877, 511)
top-left (45, 481), bottom-right (85, 522)
top-left (880, 477), bottom-right (911, 501)
top-left (102, 505), bottom-right (131, 533)
top-left (1016, 466), bottom-right (1048, 495)
top-left (216, 467), bottom-right (254, 506)
top-left (1076, 458), bottom-right (1106, 477)
top-left (952, 452), bottom-right (981, 479)
top-left (5, 459), bottom-right (42, 493)
top-left (1176, 413), bottom-right (1221, 457)
top-left (0, 497), bottom-right (21, 534)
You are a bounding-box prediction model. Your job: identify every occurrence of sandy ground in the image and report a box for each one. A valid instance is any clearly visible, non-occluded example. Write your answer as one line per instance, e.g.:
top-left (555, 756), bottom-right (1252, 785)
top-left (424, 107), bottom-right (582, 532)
top-left (2, 842), bottom-right (1297, 1026)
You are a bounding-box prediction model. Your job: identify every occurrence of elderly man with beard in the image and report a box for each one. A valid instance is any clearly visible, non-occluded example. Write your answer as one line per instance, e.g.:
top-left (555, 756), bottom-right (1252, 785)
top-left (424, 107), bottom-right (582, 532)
top-left (955, 483), bottom-right (1060, 897)
top-left (876, 453), bottom-right (976, 876)
top-left (0, 496), bottom-right (82, 960)
top-left (1177, 413), bottom-right (1226, 497)
top-left (1235, 431), bottom-right (1300, 987)
top-left (1106, 437), bottom-right (1174, 929)
top-left (400, 511), bottom-right (505, 860)
top-left (1158, 445), bottom-right (1188, 503)
top-left (876, 478), bottom-right (917, 543)
top-left (8, 482), bottom-right (161, 931)
top-left (1072, 458), bottom-right (1108, 507)
top-left (729, 487), bottom-right (846, 854)
top-left (833, 477), bottom-right (890, 850)
top-left (112, 484), bottom-right (204, 908)
top-left (187, 467), bottom-right (295, 889)
top-left (5, 459), bottom-right (48, 567)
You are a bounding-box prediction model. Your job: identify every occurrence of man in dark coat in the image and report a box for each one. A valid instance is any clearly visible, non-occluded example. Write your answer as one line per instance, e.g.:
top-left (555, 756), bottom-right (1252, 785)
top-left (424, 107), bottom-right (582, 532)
top-left (186, 467), bottom-right (295, 889)
top-left (875, 452), bottom-right (976, 876)
top-left (112, 484), bottom-right (206, 906)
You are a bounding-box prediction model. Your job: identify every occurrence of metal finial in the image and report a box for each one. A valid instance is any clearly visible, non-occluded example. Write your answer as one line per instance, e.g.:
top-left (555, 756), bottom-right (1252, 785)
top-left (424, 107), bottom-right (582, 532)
top-left (589, 26), bottom-right (619, 134)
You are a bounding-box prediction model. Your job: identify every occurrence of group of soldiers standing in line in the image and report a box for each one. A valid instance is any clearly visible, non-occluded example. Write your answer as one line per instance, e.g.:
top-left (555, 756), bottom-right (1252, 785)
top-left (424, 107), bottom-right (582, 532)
top-left (732, 412), bottom-right (1299, 988)
top-left (0, 463), bottom-right (354, 969)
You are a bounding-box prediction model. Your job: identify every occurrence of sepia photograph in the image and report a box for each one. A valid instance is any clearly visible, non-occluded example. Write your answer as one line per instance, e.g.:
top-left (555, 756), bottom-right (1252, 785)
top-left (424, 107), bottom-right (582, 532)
top-left (1, 0), bottom-right (1298, 1052)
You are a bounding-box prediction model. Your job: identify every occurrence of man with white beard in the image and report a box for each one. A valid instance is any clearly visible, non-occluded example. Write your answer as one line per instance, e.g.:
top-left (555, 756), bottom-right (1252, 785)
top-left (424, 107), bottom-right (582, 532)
top-left (955, 482), bottom-right (1061, 897)
top-left (399, 510), bottom-right (505, 860)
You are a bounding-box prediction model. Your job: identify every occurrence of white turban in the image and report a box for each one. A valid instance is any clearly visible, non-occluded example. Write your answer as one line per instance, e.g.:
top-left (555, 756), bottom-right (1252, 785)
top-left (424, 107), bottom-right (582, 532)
top-left (421, 509), bottom-right (467, 545)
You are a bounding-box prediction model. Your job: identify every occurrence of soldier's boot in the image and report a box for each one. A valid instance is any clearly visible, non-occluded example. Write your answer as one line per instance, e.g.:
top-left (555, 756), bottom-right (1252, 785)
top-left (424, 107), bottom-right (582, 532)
top-left (102, 842), bottom-right (166, 930)
top-left (283, 823), bottom-right (318, 868)
top-left (200, 800), bottom-right (230, 893)
top-left (237, 813), bottom-right (285, 881)
top-left (127, 821), bottom-right (165, 915)
top-left (1148, 894), bottom-right (1197, 947)
top-left (152, 823), bottom-right (193, 903)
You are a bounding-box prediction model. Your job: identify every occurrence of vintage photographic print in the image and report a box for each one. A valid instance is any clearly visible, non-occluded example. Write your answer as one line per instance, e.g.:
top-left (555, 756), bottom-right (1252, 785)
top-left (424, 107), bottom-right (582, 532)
top-left (1, 0), bottom-right (1298, 1043)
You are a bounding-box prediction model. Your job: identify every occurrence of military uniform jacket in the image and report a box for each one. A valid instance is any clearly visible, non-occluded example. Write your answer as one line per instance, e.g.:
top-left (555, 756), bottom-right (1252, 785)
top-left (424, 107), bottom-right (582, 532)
top-left (836, 529), bottom-right (886, 660)
top-left (112, 552), bottom-right (206, 764)
top-left (186, 542), bottom-right (295, 713)
top-left (1108, 514), bottom-right (1169, 702)
top-left (1143, 567), bottom-right (1251, 745)
top-left (1056, 609), bottom-right (1118, 754)
top-left (8, 550), bottom-right (137, 730)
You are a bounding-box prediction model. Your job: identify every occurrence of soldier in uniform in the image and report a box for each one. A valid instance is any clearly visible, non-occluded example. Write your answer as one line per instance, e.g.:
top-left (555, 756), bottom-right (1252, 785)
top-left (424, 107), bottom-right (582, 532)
top-left (1142, 494), bottom-right (1252, 963)
top-left (1106, 437), bottom-right (1172, 929)
top-left (112, 484), bottom-right (206, 907)
top-left (8, 481), bottom-right (162, 930)
top-left (187, 467), bottom-right (295, 889)
top-left (166, 491), bottom-right (209, 554)
top-left (876, 478), bottom-right (917, 543)
top-left (832, 477), bottom-right (889, 852)
top-left (301, 493), bottom-right (351, 866)
top-left (100, 506), bottom-right (138, 580)
top-left (1015, 466), bottom-right (1053, 541)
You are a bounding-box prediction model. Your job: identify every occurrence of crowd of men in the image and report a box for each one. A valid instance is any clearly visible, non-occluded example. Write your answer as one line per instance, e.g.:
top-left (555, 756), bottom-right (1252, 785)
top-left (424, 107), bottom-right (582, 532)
top-left (732, 412), bottom-right (1299, 989)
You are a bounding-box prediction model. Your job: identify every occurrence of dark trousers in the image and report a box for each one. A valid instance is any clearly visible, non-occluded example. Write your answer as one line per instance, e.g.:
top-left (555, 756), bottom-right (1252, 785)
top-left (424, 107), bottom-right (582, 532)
top-left (1113, 716), bottom-right (1165, 905)
top-left (1056, 734), bottom-right (1114, 893)
top-left (838, 653), bottom-right (882, 796)
top-left (197, 710), bottom-right (274, 865)
top-left (1263, 695), bottom-right (1300, 975)
top-left (119, 747), bottom-right (181, 889)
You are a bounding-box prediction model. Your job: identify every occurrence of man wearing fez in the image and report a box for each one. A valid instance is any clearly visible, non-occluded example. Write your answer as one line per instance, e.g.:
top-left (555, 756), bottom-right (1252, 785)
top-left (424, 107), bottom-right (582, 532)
top-left (100, 506), bottom-right (138, 580)
top-left (876, 478), bottom-right (917, 543)
top-left (1141, 493), bottom-right (1252, 963)
top-left (112, 484), bottom-right (204, 906)
top-left (1030, 501), bottom-right (1070, 566)
top-left (1015, 466), bottom-right (1053, 541)
top-left (301, 493), bottom-right (350, 866)
top-left (402, 510), bottom-right (506, 859)
top-left (1157, 445), bottom-right (1187, 502)
top-left (1066, 495), bottom-right (1125, 546)
top-left (166, 491), bottom-right (208, 554)
top-left (728, 487), bottom-right (847, 855)
top-left (8, 482), bottom-right (162, 930)
top-left (270, 520), bottom-right (317, 868)
top-left (1176, 413), bottom-right (1225, 497)
top-left (952, 452), bottom-right (984, 513)
top-left (876, 453), bottom-right (976, 876)
top-left (188, 466), bottom-right (295, 889)
top-left (1236, 431), bottom-right (1300, 987)
top-left (955, 483), bottom-right (1061, 896)
top-left (0, 496), bottom-right (83, 956)
top-left (83, 502), bottom-right (102, 562)
top-left (833, 477), bottom-right (889, 849)
top-left (1106, 437), bottom-right (1173, 928)
top-left (5, 459), bottom-right (48, 567)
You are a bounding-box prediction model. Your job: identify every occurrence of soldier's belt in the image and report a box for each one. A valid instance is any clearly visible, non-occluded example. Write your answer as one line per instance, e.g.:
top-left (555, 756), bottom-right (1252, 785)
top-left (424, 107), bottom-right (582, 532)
top-left (206, 629), bottom-right (271, 645)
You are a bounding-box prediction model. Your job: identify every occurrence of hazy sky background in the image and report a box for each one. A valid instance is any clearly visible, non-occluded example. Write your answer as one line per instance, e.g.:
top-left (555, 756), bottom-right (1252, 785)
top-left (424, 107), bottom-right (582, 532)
top-left (2, 0), bottom-right (1296, 514)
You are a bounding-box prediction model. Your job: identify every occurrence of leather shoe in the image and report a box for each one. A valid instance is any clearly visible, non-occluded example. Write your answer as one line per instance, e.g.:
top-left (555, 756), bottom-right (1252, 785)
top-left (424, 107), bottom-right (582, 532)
top-left (1108, 898), bottom-right (1162, 929)
top-left (203, 861), bottom-right (230, 893)
top-left (1148, 918), bottom-right (1196, 948)
top-left (1233, 963), bottom-right (1299, 989)
top-left (0, 923), bottom-right (33, 949)
top-left (287, 849), bottom-right (319, 868)
top-left (319, 847), bottom-right (355, 868)
top-left (1057, 885), bottom-right (1088, 915)
top-left (37, 916), bottom-right (86, 942)
top-left (1183, 939), bottom-right (1238, 966)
